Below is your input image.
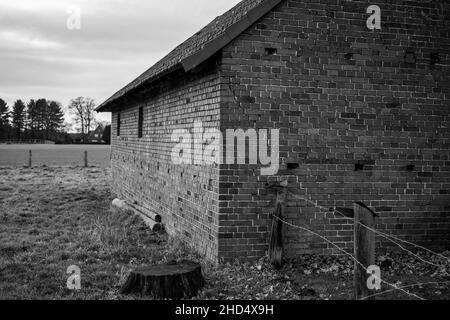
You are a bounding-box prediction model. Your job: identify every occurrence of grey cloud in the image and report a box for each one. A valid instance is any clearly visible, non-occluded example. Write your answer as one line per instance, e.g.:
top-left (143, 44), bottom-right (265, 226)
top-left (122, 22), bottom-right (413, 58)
top-left (0, 0), bottom-right (241, 113)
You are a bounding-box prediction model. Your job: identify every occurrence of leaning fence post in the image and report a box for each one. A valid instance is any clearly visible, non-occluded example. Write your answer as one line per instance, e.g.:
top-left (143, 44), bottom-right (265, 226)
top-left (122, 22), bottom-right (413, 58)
top-left (28, 150), bottom-right (32, 167)
top-left (84, 151), bottom-right (88, 167)
top-left (267, 180), bottom-right (288, 269)
top-left (354, 202), bottom-right (377, 300)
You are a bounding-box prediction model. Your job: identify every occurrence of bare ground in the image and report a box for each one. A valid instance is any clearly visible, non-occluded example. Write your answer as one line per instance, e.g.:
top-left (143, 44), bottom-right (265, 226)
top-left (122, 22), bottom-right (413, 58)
top-left (0, 166), bottom-right (448, 300)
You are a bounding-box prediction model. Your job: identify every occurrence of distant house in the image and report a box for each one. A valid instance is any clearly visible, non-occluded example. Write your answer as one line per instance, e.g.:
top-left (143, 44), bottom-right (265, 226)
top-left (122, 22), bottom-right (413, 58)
top-left (68, 125), bottom-right (106, 144)
top-left (87, 125), bottom-right (105, 144)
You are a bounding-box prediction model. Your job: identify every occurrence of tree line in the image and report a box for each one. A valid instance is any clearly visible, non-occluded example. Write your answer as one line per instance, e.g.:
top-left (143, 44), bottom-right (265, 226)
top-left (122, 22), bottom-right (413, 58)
top-left (0, 98), bottom-right (64, 141)
top-left (0, 97), bottom-right (111, 144)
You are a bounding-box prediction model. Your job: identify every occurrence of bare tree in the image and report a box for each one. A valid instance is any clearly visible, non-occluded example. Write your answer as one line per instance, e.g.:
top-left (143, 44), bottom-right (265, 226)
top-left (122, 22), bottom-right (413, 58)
top-left (84, 98), bottom-right (96, 137)
top-left (68, 97), bottom-right (96, 143)
top-left (68, 97), bottom-right (85, 140)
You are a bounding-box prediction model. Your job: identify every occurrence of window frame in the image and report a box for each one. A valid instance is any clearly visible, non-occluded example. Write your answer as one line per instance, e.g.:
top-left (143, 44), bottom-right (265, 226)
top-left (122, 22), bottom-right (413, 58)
top-left (138, 106), bottom-right (144, 139)
top-left (117, 113), bottom-right (121, 137)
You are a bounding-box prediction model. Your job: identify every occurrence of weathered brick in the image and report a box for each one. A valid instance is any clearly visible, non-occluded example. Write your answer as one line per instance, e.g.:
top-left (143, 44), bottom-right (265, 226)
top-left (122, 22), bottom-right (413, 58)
top-left (108, 0), bottom-right (450, 263)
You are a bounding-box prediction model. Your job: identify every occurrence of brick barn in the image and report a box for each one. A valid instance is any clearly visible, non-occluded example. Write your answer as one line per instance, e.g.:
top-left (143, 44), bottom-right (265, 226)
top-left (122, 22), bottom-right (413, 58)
top-left (97, 0), bottom-right (450, 263)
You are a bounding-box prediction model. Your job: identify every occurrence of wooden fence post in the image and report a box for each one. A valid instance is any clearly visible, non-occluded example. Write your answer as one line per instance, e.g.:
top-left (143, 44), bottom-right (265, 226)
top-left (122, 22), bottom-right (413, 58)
top-left (28, 150), bottom-right (32, 168)
top-left (84, 151), bottom-right (88, 167)
top-left (354, 202), bottom-right (377, 300)
top-left (267, 180), bottom-right (288, 269)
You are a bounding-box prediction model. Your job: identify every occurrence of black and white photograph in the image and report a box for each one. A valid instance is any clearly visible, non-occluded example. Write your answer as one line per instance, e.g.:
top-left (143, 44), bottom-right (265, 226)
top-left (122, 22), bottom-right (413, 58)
top-left (0, 0), bottom-right (449, 310)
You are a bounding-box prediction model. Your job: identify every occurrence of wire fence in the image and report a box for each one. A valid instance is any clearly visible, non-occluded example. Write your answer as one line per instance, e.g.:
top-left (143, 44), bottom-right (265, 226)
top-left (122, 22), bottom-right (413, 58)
top-left (279, 190), bottom-right (450, 300)
top-left (0, 146), bottom-right (111, 168)
top-left (122, 185), bottom-right (450, 300)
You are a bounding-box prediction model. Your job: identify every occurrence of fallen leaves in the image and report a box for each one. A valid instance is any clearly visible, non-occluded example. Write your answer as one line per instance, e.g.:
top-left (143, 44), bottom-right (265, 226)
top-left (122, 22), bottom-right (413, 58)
top-left (197, 252), bottom-right (450, 300)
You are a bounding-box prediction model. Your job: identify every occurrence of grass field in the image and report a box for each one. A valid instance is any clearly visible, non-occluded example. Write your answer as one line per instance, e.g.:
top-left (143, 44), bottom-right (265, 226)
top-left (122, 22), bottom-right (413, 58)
top-left (0, 144), bottom-right (111, 167)
top-left (0, 166), bottom-right (448, 300)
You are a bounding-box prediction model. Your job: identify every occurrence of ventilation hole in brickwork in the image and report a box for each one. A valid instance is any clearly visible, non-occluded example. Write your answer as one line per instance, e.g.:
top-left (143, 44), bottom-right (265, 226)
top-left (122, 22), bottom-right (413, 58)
top-left (238, 96), bottom-right (256, 103)
top-left (256, 23), bottom-right (267, 30)
top-left (355, 163), bottom-right (365, 171)
top-left (265, 47), bottom-right (277, 55)
top-left (344, 52), bottom-right (353, 60)
top-left (186, 98), bottom-right (191, 104)
top-left (430, 52), bottom-right (440, 66)
top-left (404, 50), bottom-right (416, 65)
top-left (406, 164), bottom-right (415, 171)
top-left (287, 163), bottom-right (300, 170)
top-left (386, 101), bottom-right (401, 109)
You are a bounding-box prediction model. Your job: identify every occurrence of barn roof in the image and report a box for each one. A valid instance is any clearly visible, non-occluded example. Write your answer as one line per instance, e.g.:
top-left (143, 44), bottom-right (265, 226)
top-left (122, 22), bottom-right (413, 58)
top-left (96, 0), bottom-right (283, 112)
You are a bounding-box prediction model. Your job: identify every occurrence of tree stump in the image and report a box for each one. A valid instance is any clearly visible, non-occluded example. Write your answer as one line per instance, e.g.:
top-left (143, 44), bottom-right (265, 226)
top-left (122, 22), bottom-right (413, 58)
top-left (120, 260), bottom-right (205, 299)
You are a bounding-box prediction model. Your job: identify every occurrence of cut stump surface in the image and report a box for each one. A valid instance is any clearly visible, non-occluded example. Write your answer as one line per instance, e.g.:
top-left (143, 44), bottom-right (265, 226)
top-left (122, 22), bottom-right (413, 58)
top-left (120, 260), bottom-right (205, 299)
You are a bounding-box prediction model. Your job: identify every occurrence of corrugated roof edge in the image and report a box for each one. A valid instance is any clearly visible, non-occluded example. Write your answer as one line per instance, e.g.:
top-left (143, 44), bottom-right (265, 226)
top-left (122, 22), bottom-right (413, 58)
top-left (96, 0), bottom-right (284, 113)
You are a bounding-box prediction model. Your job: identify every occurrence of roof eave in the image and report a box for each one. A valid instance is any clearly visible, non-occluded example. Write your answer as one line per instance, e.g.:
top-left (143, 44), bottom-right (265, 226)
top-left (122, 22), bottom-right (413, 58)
top-left (96, 0), bottom-right (284, 113)
top-left (95, 63), bottom-right (183, 112)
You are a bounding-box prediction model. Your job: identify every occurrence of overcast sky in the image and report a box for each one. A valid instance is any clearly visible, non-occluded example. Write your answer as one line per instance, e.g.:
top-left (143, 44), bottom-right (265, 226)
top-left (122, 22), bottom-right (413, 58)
top-left (0, 0), bottom-right (241, 123)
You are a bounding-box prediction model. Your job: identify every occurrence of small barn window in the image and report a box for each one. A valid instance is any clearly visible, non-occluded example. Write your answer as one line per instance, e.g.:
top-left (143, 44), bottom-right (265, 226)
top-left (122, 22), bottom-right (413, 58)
top-left (117, 113), bottom-right (121, 136)
top-left (138, 107), bottom-right (144, 138)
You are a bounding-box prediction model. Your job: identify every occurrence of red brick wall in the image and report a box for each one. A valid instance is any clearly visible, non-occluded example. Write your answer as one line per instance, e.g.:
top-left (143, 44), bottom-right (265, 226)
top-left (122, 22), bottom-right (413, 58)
top-left (110, 67), bottom-right (221, 263)
top-left (218, 0), bottom-right (450, 261)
